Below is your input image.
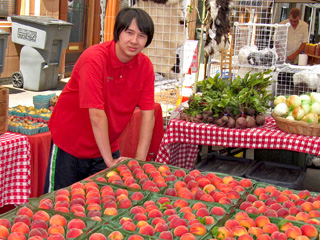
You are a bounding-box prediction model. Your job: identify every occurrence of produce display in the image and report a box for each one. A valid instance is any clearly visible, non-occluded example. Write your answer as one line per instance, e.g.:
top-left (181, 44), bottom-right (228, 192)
top-left (273, 93), bottom-right (320, 123)
top-left (1, 159), bottom-right (320, 240)
top-left (179, 71), bottom-right (273, 129)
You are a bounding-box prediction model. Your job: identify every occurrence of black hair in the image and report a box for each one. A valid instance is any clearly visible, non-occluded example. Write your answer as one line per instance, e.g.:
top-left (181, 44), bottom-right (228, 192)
top-left (113, 8), bottom-right (154, 47)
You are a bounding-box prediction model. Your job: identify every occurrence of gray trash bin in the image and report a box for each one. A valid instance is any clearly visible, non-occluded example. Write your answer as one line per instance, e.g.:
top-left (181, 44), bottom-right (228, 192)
top-left (10, 16), bottom-right (72, 91)
top-left (0, 30), bottom-right (10, 78)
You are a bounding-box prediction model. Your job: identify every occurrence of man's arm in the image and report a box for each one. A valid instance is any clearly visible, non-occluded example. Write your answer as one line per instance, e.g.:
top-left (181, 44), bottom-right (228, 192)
top-left (89, 108), bottom-right (117, 167)
top-left (135, 109), bottom-right (155, 161)
top-left (287, 42), bottom-right (306, 61)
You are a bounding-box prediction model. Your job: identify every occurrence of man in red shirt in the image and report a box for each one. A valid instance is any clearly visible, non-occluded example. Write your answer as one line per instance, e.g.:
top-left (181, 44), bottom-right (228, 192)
top-left (44, 7), bottom-right (155, 192)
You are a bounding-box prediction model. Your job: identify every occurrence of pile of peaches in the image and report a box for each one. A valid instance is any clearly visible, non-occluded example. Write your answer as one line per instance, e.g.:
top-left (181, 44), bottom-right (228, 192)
top-left (0, 205), bottom-right (96, 239)
top-left (1, 159), bottom-right (320, 240)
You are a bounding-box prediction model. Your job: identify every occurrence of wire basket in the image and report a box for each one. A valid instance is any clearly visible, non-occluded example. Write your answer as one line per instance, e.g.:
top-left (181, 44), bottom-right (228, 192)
top-left (271, 112), bottom-right (320, 136)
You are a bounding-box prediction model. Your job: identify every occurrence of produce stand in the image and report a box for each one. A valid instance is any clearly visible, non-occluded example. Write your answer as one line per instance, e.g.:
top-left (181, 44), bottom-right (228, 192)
top-left (0, 159), bottom-right (319, 239)
top-left (155, 117), bottom-right (320, 170)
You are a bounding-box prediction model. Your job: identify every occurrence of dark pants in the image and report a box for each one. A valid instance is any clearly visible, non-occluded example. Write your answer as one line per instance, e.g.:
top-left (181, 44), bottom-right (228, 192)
top-left (43, 142), bottom-right (120, 194)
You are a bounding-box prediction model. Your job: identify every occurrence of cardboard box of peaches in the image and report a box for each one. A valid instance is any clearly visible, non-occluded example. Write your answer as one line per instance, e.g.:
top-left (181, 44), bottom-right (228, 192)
top-left (0, 159), bottom-right (320, 240)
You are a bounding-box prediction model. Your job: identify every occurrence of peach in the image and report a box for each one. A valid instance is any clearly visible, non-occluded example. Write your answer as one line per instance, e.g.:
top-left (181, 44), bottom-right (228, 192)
top-left (11, 222), bottom-right (29, 234)
top-left (148, 209), bottom-right (163, 218)
top-left (235, 211), bottom-right (249, 221)
top-left (198, 178), bottom-right (211, 188)
top-left (103, 207), bottom-right (118, 216)
top-left (183, 212), bottom-right (196, 221)
top-left (28, 237), bottom-right (43, 240)
top-left (49, 215), bottom-right (67, 227)
top-left (131, 192), bottom-right (144, 201)
top-left (239, 217), bottom-right (256, 229)
top-left (210, 206), bottom-right (226, 216)
top-left (276, 195), bottom-right (289, 203)
top-left (277, 208), bottom-right (290, 218)
top-left (158, 165), bottom-right (170, 173)
top-left (200, 194), bottom-right (214, 202)
top-left (196, 208), bottom-right (210, 217)
top-left (308, 210), bottom-right (320, 218)
top-left (164, 188), bottom-right (177, 197)
top-left (246, 194), bottom-right (258, 203)
top-left (254, 187), bottom-right (266, 196)
top-left (174, 169), bottom-right (186, 177)
top-left (296, 212), bottom-right (311, 222)
top-left (7, 232), bottom-right (27, 240)
top-left (89, 233), bottom-right (107, 240)
top-left (88, 209), bottom-right (101, 218)
top-left (71, 193), bottom-right (86, 201)
top-left (298, 190), bottom-right (311, 199)
top-left (301, 202), bottom-right (315, 212)
top-left (180, 233), bottom-right (196, 240)
top-left (47, 233), bottom-right (65, 240)
top-left (154, 222), bottom-right (169, 232)
top-left (189, 223), bottom-right (206, 235)
top-left (151, 217), bottom-right (166, 226)
top-left (14, 215), bottom-right (31, 226)
top-left (159, 231), bottom-right (173, 240)
top-left (48, 224), bottom-right (65, 235)
top-left (283, 200), bottom-right (295, 209)
top-left (255, 215), bottom-right (271, 228)
top-left (248, 227), bottom-right (264, 237)
top-left (233, 226), bottom-right (248, 237)
top-left (285, 226), bottom-right (302, 239)
top-left (264, 209), bottom-right (278, 218)
top-left (134, 213), bottom-right (148, 222)
top-left (130, 206), bottom-right (146, 214)
top-left (265, 198), bottom-right (277, 206)
top-left (257, 234), bottom-right (272, 240)
top-left (0, 219), bottom-right (11, 228)
top-left (259, 193), bottom-right (271, 200)
top-left (300, 224), bottom-right (318, 238)
top-left (262, 223), bottom-right (279, 234)
top-left (103, 201), bottom-right (117, 209)
top-left (245, 206), bottom-right (260, 215)
top-left (29, 228), bottom-right (48, 238)
top-left (173, 225), bottom-right (189, 237)
top-left (258, 205), bottom-right (270, 213)
top-left (169, 218), bottom-right (188, 229)
top-left (180, 206), bottom-right (192, 213)
top-left (184, 174), bottom-right (195, 184)
top-left (70, 198), bottom-right (85, 206)
top-left (164, 209), bottom-right (177, 216)
top-left (17, 206), bottom-right (33, 218)
top-left (253, 200), bottom-right (265, 208)
top-left (238, 234), bottom-right (254, 240)
top-left (280, 222), bottom-right (293, 232)
top-left (139, 224), bottom-right (154, 236)
top-left (204, 216), bottom-right (215, 225)
top-left (122, 221), bottom-right (136, 231)
top-left (32, 211), bottom-right (50, 222)
top-left (0, 226), bottom-right (9, 238)
top-left (225, 219), bottom-right (240, 229)
top-left (217, 227), bottom-right (234, 239)
top-left (174, 199), bottom-right (189, 208)
top-left (240, 179), bottom-right (252, 188)
top-left (271, 231), bottom-right (287, 240)
top-left (295, 236), bottom-right (310, 240)
top-left (67, 218), bottom-right (86, 230)
top-left (30, 219), bottom-right (48, 230)
top-left (70, 204), bottom-right (85, 213)
top-left (108, 231), bottom-right (123, 240)
top-left (213, 192), bottom-right (227, 202)
top-left (289, 206), bottom-right (301, 215)
top-left (39, 201), bottom-right (53, 210)
top-left (87, 203), bottom-right (101, 211)
top-left (118, 198), bottom-right (132, 209)
top-left (295, 199), bottom-right (306, 206)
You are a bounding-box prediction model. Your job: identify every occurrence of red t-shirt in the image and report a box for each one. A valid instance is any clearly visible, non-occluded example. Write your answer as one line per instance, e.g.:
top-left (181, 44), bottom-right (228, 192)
top-left (49, 40), bottom-right (155, 158)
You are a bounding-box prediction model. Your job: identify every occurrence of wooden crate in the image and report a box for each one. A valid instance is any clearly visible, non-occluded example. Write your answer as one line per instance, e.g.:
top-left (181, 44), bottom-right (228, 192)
top-left (0, 86), bottom-right (9, 134)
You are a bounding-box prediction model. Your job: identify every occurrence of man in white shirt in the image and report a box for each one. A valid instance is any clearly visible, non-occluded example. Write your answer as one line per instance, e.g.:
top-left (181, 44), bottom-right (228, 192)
top-left (280, 8), bottom-right (309, 64)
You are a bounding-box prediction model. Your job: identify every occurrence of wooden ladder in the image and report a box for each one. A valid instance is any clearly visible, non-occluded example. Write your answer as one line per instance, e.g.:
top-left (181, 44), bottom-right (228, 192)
top-left (220, 36), bottom-right (233, 80)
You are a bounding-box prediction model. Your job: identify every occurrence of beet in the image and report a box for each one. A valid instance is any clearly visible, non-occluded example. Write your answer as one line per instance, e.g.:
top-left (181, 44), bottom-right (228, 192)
top-left (180, 112), bottom-right (187, 121)
top-left (256, 114), bottom-right (266, 126)
top-left (216, 117), bottom-right (228, 127)
top-left (236, 117), bottom-right (246, 129)
top-left (246, 116), bottom-right (256, 128)
top-left (227, 117), bottom-right (235, 128)
top-left (207, 116), bottom-right (214, 123)
top-left (246, 108), bottom-right (255, 116)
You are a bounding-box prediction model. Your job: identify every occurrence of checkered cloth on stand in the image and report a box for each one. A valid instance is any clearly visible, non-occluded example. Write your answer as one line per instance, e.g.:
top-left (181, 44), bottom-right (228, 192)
top-left (0, 132), bottom-right (31, 207)
top-left (155, 117), bottom-right (320, 170)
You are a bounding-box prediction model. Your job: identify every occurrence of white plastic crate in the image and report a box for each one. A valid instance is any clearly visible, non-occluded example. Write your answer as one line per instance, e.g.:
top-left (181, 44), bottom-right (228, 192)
top-left (275, 64), bottom-right (320, 96)
top-left (233, 22), bottom-right (290, 68)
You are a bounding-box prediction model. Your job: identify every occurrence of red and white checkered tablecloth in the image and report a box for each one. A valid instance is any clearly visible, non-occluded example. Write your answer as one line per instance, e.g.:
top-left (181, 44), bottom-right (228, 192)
top-left (0, 132), bottom-right (31, 207)
top-left (155, 117), bottom-right (320, 170)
